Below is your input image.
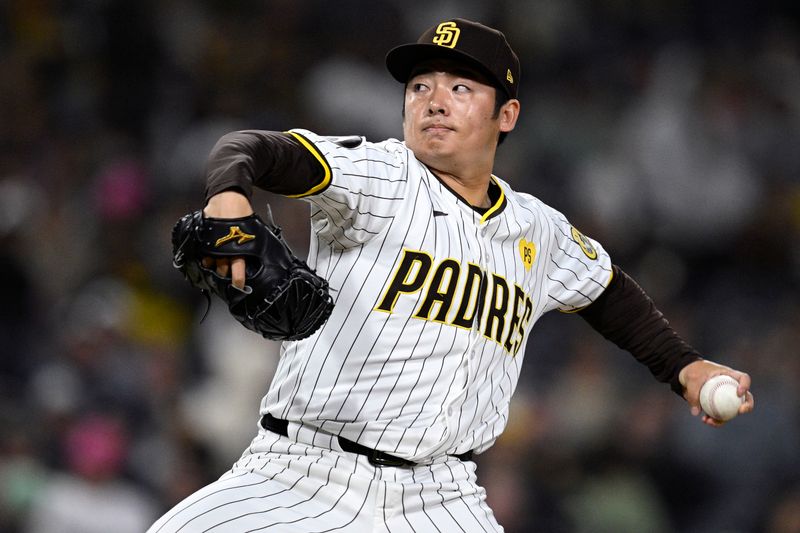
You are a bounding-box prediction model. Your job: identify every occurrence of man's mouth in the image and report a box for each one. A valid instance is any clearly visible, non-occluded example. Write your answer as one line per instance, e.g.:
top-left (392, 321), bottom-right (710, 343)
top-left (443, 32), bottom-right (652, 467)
top-left (423, 124), bottom-right (453, 133)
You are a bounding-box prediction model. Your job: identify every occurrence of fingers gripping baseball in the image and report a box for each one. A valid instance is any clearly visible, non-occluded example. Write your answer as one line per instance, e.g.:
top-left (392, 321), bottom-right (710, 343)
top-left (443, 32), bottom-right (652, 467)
top-left (678, 359), bottom-right (755, 426)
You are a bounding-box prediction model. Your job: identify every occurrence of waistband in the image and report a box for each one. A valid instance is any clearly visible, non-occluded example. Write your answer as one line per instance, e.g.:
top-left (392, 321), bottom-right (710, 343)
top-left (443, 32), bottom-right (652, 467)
top-left (260, 413), bottom-right (474, 467)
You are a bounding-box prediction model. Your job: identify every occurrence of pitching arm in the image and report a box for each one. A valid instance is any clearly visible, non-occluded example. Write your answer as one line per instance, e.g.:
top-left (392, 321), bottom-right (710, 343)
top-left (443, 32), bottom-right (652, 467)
top-left (577, 264), bottom-right (754, 425)
top-left (576, 264), bottom-right (702, 395)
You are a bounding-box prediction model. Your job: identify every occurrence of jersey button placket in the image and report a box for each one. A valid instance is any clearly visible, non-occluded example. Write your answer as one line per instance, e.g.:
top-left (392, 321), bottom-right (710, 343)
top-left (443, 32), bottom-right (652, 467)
top-left (464, 229), bottom-right (490, 391)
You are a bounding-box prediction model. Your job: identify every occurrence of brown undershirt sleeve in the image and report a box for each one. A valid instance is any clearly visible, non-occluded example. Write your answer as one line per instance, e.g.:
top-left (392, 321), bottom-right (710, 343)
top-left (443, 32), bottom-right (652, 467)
top-left (577, 264), bottom-right (702, 396)
top-left (204, 130), bottom-right (328, 202)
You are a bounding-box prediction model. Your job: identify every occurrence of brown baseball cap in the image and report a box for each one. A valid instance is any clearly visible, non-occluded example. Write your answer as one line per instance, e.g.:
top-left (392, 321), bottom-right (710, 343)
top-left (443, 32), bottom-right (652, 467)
top-left (386, 18), bottom-right (520, 99)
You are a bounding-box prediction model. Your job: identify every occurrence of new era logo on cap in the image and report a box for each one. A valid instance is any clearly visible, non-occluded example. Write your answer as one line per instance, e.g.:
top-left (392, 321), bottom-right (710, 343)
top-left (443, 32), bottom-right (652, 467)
top-left (386, 18), bottom-right (520, 99)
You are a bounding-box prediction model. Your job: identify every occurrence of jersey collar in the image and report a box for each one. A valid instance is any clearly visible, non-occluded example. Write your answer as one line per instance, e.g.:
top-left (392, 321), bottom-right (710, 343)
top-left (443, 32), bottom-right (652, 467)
top-left (480, 176), bottom-right (507, 223)
top-left (427, 169), bottom-right (508, 223)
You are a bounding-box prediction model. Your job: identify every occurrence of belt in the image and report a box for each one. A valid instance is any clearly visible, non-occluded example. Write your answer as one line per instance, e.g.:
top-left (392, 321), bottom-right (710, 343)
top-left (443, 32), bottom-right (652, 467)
top-left (260, 413), bottom-right (473, 467)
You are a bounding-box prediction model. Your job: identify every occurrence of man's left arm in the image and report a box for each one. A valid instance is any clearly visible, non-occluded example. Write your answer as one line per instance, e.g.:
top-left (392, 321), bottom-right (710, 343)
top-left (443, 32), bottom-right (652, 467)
top-left (577, 264), bottom-right (755, 426)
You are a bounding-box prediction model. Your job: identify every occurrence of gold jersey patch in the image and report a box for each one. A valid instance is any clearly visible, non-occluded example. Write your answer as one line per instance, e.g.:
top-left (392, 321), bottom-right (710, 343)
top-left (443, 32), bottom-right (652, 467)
top-left (570, 226), bottom-right (597, 260)
top-left (519, 239), bottom-right (536, 271)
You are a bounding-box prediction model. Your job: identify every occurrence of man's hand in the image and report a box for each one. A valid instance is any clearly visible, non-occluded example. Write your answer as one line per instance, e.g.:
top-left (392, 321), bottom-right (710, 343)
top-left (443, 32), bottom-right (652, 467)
top-left (171, 206), bottom-right (335, 341)
top-left (202, 190), bottom-right (254, 289)
top-left (679, 359), bottom-right (755, 427)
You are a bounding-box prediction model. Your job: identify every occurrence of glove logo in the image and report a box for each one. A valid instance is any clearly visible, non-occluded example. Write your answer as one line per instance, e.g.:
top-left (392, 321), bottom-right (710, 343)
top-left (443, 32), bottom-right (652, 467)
top-left (172, 210), bottom-right (335, 341)
top-left (432, 22), bottom-right (460, 48)
top-left (215, 226), bottom-right (256, 247)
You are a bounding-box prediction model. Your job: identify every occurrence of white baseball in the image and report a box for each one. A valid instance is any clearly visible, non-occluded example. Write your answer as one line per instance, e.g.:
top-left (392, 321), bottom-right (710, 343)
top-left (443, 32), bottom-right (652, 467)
top-left (699, 375), bottom-right (744, 421)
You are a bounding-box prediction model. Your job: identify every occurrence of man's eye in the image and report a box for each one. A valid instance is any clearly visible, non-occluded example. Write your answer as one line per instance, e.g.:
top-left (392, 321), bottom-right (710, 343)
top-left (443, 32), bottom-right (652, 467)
top-left (453, 84), bottom-right (470, 92)
top-left (412, 83), bottom-right (427, 92)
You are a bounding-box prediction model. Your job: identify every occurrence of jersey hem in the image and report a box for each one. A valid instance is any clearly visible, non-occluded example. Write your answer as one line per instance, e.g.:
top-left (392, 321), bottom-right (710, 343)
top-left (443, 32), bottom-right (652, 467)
top-left (556, 264), bottom-right (614, 313)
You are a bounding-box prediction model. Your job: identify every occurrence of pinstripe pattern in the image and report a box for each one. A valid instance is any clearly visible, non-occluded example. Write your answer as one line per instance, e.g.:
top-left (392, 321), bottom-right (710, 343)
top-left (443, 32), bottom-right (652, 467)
top-left (151, 128), bottom-right (613, 531)
top-left (262, 130), bottom-right (611, 460)
top-left (147, 430), bottom-right (501, 533)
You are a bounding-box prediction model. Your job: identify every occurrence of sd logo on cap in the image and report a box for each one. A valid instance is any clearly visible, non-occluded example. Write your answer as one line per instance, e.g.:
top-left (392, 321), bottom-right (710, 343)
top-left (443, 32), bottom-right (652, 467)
top-left (386, 18), bottom-right (521, 99)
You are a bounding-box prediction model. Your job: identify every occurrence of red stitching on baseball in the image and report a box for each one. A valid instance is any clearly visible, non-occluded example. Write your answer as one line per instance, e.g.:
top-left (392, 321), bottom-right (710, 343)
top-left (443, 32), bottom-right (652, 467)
top-left (708, 380), bottom-right (724, 419)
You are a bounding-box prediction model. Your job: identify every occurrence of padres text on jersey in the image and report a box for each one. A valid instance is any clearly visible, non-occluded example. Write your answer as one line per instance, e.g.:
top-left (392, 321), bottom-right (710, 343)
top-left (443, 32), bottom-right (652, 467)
top-left (262, 129), bottom-right (612, 462)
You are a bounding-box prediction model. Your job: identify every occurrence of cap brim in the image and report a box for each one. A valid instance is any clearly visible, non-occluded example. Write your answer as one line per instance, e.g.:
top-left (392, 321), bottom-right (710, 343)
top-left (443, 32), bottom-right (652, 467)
top-left (386, 43), bottom-right (499, 90)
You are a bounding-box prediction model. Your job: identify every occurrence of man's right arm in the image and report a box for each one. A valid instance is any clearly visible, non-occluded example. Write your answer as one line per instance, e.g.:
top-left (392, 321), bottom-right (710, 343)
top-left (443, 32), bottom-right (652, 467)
top-left (577, 264), bottom-right (754, 425)
top-left (204, 130), bottom-right (328, 202)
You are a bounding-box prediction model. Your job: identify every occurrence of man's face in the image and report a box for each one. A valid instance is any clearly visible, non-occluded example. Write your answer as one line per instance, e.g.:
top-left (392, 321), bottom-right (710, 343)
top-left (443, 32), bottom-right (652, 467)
top-left (402, 59), bottom-right (516, 174)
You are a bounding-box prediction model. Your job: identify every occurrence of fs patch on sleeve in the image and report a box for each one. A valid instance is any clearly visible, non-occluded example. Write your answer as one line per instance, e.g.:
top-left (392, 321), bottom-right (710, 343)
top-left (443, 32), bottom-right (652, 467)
top-left (570, 226), bottom-right (598, 260)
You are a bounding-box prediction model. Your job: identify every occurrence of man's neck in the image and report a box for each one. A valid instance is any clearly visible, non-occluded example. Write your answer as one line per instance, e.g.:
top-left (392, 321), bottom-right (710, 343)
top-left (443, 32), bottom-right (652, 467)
top-left (428, 166), bottom-right (493, 208)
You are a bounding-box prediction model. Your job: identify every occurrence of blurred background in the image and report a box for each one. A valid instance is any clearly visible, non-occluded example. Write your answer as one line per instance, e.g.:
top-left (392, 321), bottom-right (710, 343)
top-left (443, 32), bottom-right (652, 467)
top-left (1, 1), bottom-right (799, 532)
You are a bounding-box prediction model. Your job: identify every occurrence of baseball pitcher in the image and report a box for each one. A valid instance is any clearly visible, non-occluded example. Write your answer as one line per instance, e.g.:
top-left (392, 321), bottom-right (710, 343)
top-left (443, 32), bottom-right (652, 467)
top-left (150, 18), bottom-right (754, 532)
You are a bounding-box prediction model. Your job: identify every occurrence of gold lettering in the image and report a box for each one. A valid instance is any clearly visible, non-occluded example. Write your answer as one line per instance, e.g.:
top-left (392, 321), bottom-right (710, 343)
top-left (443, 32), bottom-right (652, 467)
top-left (376, 250), bottom-right (533, 355)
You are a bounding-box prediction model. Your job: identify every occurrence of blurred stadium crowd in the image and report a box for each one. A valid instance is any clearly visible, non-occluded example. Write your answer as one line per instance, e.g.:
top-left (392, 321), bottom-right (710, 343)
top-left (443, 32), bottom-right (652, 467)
top-left (1, 1), bottom-right (799, 532)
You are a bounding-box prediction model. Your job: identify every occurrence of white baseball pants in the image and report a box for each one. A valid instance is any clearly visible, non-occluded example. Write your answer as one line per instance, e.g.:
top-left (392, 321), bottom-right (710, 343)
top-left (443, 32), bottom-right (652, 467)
top-left (147, 426), bottom-right (503, 532)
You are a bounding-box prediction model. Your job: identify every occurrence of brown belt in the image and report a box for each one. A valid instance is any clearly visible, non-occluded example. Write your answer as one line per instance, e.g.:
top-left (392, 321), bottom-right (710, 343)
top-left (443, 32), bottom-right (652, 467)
top-left (260, 413), bottom-right (474, 467)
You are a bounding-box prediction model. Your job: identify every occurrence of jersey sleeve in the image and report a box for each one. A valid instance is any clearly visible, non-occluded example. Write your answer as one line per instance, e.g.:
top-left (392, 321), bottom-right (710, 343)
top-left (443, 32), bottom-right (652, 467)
top-left (543, 206), bottom-right (613, 313)
top-left (205, 130), bottom-right (329, 201)
top-left (288, 129), bottom-right (410, 249)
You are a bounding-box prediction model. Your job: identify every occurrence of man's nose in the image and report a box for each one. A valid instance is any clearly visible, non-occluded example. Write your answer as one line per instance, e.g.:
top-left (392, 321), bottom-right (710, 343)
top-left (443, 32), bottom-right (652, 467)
top-left (427, 86), bottom-right (449, 115)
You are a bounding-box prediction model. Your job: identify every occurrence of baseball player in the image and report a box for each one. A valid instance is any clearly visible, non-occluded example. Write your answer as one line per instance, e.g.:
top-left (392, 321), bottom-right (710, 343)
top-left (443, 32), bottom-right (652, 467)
top-left (149, 18), bottom-right (755, 532)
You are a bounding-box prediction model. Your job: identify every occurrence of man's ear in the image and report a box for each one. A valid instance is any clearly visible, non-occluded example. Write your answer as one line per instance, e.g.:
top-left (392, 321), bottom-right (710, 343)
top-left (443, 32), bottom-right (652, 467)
top-left (499, 99), bottom-right (520, 133)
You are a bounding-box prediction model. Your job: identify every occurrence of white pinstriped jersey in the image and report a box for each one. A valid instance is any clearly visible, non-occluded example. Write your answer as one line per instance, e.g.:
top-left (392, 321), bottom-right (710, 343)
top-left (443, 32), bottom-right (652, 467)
top-left (262, 128), bottom-right (613, 462)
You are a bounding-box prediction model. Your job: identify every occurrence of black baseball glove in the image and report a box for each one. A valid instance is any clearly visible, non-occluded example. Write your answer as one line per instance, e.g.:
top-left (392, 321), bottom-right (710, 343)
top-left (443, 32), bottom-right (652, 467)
top-left (171, 209), bottom-right (334, 341)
